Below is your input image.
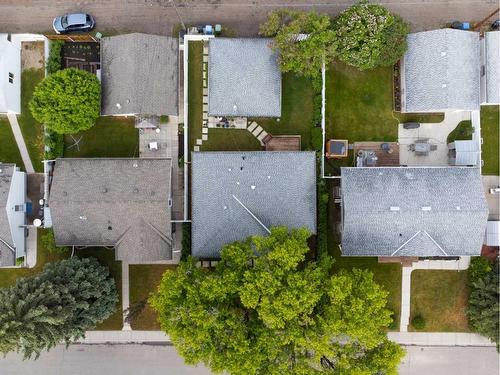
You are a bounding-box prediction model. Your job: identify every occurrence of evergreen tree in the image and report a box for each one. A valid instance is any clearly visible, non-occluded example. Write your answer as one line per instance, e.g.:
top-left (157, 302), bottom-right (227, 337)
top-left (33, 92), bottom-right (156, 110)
top-left (0, 257), bottom-right (118, 359)
top-left (151, 227), bottom-right (403, 374)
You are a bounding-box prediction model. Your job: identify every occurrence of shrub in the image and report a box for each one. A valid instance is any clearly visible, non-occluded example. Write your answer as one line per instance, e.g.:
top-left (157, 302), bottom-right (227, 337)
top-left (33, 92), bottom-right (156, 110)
top-left (411, 314), bottom-right (426, 330)
top-left (181, 222), bottom-right (191, 261)
top-left (29, 68), bottom-right (100, 134)
top-left (468, 257), bottom-right (493, 286)
top-left (46, 40), bottom-right (64, 75)
top-left (311, 127), bottom-right (323, 152)
top-left (317, 179), bottom-right (329, 258)
top-left (41, 229), bottom-right (70, 254)
top-left (44, 129), bottom-right (65, 160)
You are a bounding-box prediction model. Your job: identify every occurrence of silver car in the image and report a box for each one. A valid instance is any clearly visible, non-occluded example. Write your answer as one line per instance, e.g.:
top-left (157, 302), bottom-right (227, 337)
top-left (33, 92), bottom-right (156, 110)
top-left (53, 13), bottom-right (95, 34)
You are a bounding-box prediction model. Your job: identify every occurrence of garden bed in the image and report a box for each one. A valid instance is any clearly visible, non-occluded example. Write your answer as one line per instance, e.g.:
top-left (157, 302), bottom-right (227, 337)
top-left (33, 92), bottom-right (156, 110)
top-left (481, 105), bottom-right (499, 175)
top-left (62, 42), bottom-right (100, 73)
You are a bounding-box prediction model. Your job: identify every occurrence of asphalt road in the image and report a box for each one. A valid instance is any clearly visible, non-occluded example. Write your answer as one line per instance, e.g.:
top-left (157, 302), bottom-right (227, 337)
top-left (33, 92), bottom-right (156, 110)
top-left (1, 344), bottom-right (498, 375)
top-left (0, 0), bottom-right (498, 36)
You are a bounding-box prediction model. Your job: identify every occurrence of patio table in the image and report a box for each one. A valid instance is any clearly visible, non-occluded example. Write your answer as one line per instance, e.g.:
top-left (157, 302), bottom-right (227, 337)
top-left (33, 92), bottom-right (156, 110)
top-left (414, 142), bottom-right (431, 154)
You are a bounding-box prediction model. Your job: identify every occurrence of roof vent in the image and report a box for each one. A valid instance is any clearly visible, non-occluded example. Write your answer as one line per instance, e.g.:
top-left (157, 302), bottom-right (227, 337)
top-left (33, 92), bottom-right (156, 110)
top-left (456, 206), bottom-right (461, 210)
top-left (132, 162), bottom-right (138, 168)
top-left (236, 181), bottom-right (240, 185)
top-left (240, 166), bottom-right (243, 171)
top-left (79, 215), bottom-right (87, 220)
top-left (133, 188), bottom-right (139, 194)
top-left (251, 185), bottom-right (256, 190)
top-left (228, 168), bottom-right (232, 172)
top-left (441, 51), bottom-right (447, 57)
top-left (421, 206), bottom-right (432, 211)
top-left (223, 206), bottom-right (227, 210)
top-left (102, 187), bottom-right (108, 193)
top-left (116, 103), bottom-right (122, 109)
top-left (442, 84), bottom-right (447, 88)
top-left (63, 191), bottom-right (68, 196)
top-left (390, 206), bottom-right (400, 211)
top-left (267, 175), bottom-right (271, 179)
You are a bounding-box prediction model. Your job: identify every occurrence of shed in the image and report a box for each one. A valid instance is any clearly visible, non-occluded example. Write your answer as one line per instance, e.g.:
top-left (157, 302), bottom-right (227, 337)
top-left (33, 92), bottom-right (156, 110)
top-left (448, 140), bottom-right (480, 166)
top-left (485, 221), bottom-right (500, 246)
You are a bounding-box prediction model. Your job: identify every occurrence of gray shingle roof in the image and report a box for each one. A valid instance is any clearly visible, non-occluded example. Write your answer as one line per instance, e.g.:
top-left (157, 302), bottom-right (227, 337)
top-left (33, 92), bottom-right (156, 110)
top-left (208, 38), bottom-right (281, 117)
top-left (191, 152), bottom-right (316, 258)
top-left (340, 167), bottom-right (488, 257)
top-left (49, 158), bottom-right (173, 263)
top-left (101, 33), bottom-right (178, 116)
top-left (403, 29), bottom-right (480, 112)
top-left (485, 31), bottom-right (499, 104)
top-left (0, 163), bottom-right (25, 267)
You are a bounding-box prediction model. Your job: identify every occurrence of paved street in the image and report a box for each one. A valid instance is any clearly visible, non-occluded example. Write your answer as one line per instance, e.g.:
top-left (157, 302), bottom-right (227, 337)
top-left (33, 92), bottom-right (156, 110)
top-left (0, 0), bottom-right (497, 36)
top-left (0, 344), bottom-right (211, 375)
top-left (399, 346), bottom-right (500, 375)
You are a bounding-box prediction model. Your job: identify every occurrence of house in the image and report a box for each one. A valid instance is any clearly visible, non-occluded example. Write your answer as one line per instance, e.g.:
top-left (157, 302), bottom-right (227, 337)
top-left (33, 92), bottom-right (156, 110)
top-left (0, 164), bottom-right (27, 267)
top-left (447, 140), bottom-right (480, 166)
top-left (0, 34), bottom-right (21, 113)
top-left (49, 158), bottom-right (174, 263)
top-left (400, 29), bottom-right (480, 112)
top-left (191, 152), bottom-right (316, 258)
top-left (481, 31), bottom-right (499, 105)
top-left (340, 167), bottom-right (488, 257)
top-left (100, 33), bottom-right (179, 116)
top-left (208, 38), bottom-right (281, 117)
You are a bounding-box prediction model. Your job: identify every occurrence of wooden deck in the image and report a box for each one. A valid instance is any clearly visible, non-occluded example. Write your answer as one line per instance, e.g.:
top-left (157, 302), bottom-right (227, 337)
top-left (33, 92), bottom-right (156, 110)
top-left (264, 135), bottom-right (301, 151)
top-left (353, 142), bottom-right (400, 166)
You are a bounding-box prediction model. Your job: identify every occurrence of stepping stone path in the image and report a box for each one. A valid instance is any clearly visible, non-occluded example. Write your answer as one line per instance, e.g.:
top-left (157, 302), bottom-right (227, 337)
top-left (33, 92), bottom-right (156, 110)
top-left (246, 121), bottom-right (267, 146)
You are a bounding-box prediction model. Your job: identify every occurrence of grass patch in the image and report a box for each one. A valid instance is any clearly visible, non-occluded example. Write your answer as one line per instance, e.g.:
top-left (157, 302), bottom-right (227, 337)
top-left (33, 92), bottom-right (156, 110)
top-left (201, 129), bottom-right (261, 151)
top-left (251, 73), bottom-right (315, 150)
top-left (0, 116), bottom-right (24, 169)
top-left (18, 68), bottom-right (45, 172)
top-left (188, 41), bottom-right (203, 152)
top-left (447, 120), bottom-right (473, 144)
top-left (410, 270), bottom-right (470, 332)
top-left (64, 117), bottom-right (138, 158)
top-left (129, 264), bottom-right (176, 330)
top-left (481, 105), bottom-right (499, 175)
top-left (325, 61), bottom-right (443, 143)
top-left (75, 248), bottom-right (123, 330)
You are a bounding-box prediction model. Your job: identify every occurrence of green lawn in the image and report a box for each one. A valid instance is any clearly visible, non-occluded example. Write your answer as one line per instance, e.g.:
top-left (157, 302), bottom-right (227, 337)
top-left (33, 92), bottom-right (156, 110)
top-left (188, 41), bottom-right (203, 152)
top-left (481, 105), bottom-right (499, 175)
top-left (0, 116), bottom-right (24, 169)
top-left (201, 129), bottom-right (261, 151)
top-left (75, 248), bottom-right (123, 330)
top-left (64, 117), bottom-right (138, 158)
top-left (251, 73), bottom-right (315, 150)
top-left (410, 270), bottom-right (469, 332)
top-left (325, 61), bottom-right (443, 143)
top-left (129, 264), bottom-right (176, 330)
top-left (447, 120), bottom-right (473, 144)
top-left (18, 68), bottom-right (45, 172)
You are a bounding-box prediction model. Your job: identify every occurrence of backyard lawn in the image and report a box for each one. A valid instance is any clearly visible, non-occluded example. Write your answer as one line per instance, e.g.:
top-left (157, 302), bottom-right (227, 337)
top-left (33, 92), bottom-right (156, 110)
top-left (64, 117), bottom-right (138, 158)
top-left (18, 68), bottom-right (45, 172)
top-left (0, 116), bottom-right (24, 169)
top-left (481, 105), bottom-right (499, 175)
top-left (251, 72), bottom-right (315, 150)
top-left (188, 41), bottom-right (203, 152)
top-left (447, 120), bottom-right (473, 144)
top-left (410, 270), bottom-right (470, 332)
top-left (325, 61), bottom-right (443, 142)
top-left (129, 264), bottom-right (176, 330)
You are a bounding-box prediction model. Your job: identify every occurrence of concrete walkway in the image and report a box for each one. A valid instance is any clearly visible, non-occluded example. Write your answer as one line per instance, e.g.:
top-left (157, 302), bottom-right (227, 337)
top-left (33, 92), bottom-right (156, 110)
top-left (389, 332), bottom-right (495, 347)
top-left (78, 330), bottom-right (170, 344)
top-left (121, 262), bottom-right (131, 331)
top-left (6, 113), bottom-right (34, 173)
top-left (400, 257), bottom-right (471, 332)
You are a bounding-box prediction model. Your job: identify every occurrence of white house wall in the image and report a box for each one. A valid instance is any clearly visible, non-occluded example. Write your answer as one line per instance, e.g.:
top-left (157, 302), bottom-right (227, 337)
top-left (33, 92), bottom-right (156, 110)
top-left (6, 168), bottom-right (27, 259)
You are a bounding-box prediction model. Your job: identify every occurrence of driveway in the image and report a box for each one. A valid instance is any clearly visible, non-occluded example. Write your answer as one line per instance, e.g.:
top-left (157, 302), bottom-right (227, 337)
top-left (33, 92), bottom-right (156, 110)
top-left (483, 175), bottom-right (500, 220)
top-left (0, 1), bottom-right (497, 36)
top-left (399, 111), bottom-right (470, 166)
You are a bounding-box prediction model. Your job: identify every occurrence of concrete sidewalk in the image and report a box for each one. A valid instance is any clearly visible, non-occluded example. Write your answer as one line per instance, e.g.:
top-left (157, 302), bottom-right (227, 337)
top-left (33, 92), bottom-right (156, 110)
top-left (389, 332), bottom-right (495, 347)
top-left (7, 113), bottom-right (34, 173)
top-left (78, 331), bottom-right (170, 344)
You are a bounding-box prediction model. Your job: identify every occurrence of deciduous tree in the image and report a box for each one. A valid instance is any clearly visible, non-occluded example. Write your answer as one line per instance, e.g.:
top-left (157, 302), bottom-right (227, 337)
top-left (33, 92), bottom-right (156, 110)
top-left (333, 1), bottom-right (409, 70)
top-left (29, 68), bottom-right (100, 134)
top-left (151, 227), bottom-right (403, 374)
top-left (0, 257), bottom-right (118, 359)
top-left (260, 10), bottom-right (337, 78)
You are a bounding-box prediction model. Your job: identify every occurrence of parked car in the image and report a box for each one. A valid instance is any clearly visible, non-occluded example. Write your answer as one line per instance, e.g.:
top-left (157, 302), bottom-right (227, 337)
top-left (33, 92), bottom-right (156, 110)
top-left (402, 122), bottom-right (420, 130)
top-left (451, 21), bottom-right (471, 30)
top-left (53, 13), bottom-right (95, 34)
top-left (492, 19), bottom-right (500, 30)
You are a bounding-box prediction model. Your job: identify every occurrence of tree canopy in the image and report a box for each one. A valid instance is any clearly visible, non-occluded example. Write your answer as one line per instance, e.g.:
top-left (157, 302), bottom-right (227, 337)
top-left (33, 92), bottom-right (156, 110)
top-left (468, 258), bottom-right (499, 349)
top-left (151, 227), bottom-right (404, 374)
top-left (332, 1), bottom-right (409, 70)
top-left (29, 68), bottom-right (100, 134)
top-left (260, 10), bottom-right (337, 78)
top-left (0, 257), bottom-right (118, 359)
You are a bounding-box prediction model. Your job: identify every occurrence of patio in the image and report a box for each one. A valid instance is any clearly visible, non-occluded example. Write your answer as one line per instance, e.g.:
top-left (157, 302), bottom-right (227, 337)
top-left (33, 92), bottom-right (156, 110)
top-left (353, 142), bottom-right (400, 167)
